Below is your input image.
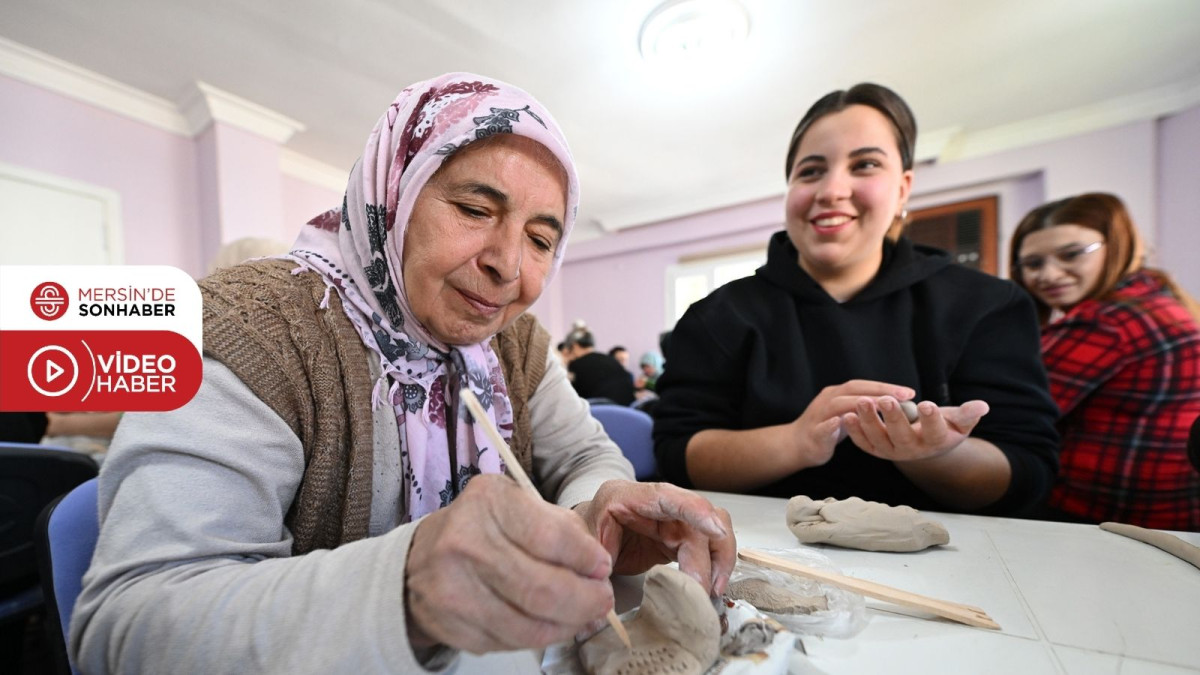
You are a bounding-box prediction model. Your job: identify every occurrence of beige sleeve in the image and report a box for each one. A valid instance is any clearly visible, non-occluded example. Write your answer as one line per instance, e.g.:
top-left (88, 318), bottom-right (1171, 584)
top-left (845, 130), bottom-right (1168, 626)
top-left (72, 359), bottom-right (456, 674)
top-left (530, 341), bottom-right (636, 508)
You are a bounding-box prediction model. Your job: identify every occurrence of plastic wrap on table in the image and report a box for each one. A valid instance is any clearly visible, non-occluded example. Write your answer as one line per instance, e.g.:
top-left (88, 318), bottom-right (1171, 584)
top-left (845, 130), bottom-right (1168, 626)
top-left (728, 547), bottom-right (868, 639)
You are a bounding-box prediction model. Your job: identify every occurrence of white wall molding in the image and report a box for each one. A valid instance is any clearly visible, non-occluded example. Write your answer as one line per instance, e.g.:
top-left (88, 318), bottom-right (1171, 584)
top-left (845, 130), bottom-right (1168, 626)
top-left (178, 81), bottom-right (305, 143)
top-left (916, 126), bottom-right (963, 164)
top-left (279, 148), bottom-right (349, 192)
top-left (0, 36), bottom-right (189, 136)
top-left (946, 78), bottom-right (1200, 161)
top-left (0, 37), bottom-right (312, 153)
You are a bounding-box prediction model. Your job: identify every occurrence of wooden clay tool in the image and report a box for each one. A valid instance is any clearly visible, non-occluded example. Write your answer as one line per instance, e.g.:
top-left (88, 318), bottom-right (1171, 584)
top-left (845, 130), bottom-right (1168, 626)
top-left (460, 389), bottom-right (632, 649)
top-left (738, 548), bottom-right (1000, 630)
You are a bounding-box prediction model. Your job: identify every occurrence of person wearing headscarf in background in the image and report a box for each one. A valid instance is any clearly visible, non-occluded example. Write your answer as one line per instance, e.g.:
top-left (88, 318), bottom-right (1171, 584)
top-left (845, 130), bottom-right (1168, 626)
top-left (72, 73), bottom-right (734, 673)
top-left (653, 83), bottom-right (1059, 515)
top-left (1010, 193), bottom-right (1200, 530)
top-left (635, 351), bottom-right (664, 392)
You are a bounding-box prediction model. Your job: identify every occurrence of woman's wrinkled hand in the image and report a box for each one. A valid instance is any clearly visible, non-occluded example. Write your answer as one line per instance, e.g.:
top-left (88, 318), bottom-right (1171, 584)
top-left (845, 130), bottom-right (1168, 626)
top-left (404, 474), bottom-right (615, 653)
top-left (572, 480), bottom-right (735, 597)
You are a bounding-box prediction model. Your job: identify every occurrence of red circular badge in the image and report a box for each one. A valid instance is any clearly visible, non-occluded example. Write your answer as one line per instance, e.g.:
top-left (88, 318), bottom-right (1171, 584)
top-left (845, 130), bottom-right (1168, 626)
top-left (30, 281), bottom-right (69, 320)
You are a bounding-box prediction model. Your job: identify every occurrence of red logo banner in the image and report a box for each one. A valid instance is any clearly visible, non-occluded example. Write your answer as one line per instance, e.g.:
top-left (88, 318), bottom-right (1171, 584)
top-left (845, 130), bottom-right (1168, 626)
top-left (0, 330), bottom-right (201, 411)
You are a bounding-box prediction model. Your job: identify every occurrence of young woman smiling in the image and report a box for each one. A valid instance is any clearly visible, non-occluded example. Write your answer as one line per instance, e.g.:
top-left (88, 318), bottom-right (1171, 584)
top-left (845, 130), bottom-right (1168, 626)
top-left (653, 83), bottom-right (1060, 516)
top-left (1011, 193), bottom-right (1200, 530)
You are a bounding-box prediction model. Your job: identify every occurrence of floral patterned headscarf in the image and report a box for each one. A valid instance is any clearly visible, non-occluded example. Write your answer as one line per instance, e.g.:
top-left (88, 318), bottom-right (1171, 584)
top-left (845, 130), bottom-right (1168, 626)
top-left (287, 73), bottom-right (579, 521)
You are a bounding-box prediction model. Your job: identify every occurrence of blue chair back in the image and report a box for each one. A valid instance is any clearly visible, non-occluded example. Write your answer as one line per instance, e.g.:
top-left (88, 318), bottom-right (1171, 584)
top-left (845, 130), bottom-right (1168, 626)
top-left (590, 405), bottom-right (657, 480)
top-left (37, 477), bottom-right (99, 675)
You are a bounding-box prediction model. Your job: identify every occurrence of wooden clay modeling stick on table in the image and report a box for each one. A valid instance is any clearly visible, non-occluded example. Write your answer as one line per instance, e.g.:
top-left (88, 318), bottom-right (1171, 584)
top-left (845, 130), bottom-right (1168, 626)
top-left (738, 549), bottom-right (1000, 630)
top-left (459, 389), bottom-right (632, 650)
top-left (1099, 522), bottom-right (1200, 571)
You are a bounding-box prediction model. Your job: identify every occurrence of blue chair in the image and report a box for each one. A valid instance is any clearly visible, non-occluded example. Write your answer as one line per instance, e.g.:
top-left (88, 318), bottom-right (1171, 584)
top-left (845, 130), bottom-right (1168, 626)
top-left (37, 477), bottom-right (99, 675)
top-left (0, 442), bottom-right (96, 670)
top-left (590, 405), bottom-right (657, 480)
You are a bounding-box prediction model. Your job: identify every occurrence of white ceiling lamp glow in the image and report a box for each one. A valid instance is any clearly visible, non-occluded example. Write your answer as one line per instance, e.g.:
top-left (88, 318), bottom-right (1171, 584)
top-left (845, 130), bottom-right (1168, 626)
top-left (638, 0), bottom-right (750, 65)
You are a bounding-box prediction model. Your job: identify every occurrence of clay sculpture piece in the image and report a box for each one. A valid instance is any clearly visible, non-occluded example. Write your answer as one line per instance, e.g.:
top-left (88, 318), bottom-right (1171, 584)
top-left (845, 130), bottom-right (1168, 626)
top-left (1100, 521), bottom-right (1200, 570)
top-left (786, 495), bottom-right (950, 552)
top-left (726, 578), bottom-right (828, 614)
top-left (720, 617), bottom-right (781, 657)
top-left (579, 566), bottom-right (721, 675)
top-left (898, 399), bottom-right (920, 423)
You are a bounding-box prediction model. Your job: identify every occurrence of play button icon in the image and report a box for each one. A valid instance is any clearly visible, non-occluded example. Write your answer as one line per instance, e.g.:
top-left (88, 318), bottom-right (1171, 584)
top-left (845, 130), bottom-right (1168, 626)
top-left (27, 345), bottom-right (80, 397)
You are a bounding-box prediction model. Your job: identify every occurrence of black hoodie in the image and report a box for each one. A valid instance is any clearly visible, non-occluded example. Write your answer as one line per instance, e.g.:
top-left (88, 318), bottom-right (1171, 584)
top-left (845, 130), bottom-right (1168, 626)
top-left (653, 231), bottom-right (1059, 516)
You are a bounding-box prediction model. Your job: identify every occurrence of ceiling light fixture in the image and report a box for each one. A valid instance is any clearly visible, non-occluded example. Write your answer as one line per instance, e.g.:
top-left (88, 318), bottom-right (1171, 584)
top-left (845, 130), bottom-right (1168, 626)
top-left (638, 0), bottom-right (750, 64)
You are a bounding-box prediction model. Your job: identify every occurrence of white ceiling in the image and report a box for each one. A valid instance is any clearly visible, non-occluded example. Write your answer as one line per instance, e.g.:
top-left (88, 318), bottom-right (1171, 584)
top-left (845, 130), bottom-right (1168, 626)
top-left (4, 0), bottom-right (1200, 236)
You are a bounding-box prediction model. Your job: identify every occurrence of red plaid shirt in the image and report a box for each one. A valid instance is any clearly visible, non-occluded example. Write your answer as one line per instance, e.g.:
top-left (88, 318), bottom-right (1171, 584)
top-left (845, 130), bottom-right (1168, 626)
top-left (1041, 271), bottom-right (1200, 530)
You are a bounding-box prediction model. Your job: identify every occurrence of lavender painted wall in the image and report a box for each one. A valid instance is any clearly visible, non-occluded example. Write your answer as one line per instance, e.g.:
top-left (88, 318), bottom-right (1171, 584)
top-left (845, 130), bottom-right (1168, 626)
top-left (282, 175), bottom-right (343, 244)
top-left (205, 123), bottom-right (287, 251)
top-left (0, 74), bottom-right (204, 273)
top-left (0, 74), bottom-right (341, 277)
top-left (1157, 105), bottom-right (1200, 296)
top-left (917, 120), bottom-right (1158, 252)
top-left (531, 197), bottom-right (783, 364)
top-left (194, 125), bottom-right (221, 272)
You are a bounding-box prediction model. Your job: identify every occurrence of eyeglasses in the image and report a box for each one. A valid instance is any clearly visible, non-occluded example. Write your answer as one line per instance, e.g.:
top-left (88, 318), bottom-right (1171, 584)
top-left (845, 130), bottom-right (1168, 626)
top-left (1016, 241), bottom-right (1104, 274)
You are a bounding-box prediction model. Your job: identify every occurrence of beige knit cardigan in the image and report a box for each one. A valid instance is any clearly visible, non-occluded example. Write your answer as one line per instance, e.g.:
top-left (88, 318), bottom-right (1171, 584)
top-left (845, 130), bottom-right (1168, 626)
top-left (199, 260), bottom-right (549, 554)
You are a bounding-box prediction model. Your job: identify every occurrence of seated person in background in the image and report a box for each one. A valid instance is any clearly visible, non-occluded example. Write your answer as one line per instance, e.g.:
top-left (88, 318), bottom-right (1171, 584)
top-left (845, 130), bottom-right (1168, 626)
top-left (0, 412), bottom-right (48, 443)
top-left (206, 236), bottom-right (289, 274)
top-left (1010, 193), bottom-right (1200, 530)
top-left (635, 351), bottom-right (665, 393)
top-left (72, 73), bottom-right (734, 673)
top-left (565, 329), bottom-right (636, 405)
top-left (43, 411), bottom-right (123, 458)
top-left (608, 345), bottom-right (631, 371)
top-left (653, 83), bottom-right (1059, 515)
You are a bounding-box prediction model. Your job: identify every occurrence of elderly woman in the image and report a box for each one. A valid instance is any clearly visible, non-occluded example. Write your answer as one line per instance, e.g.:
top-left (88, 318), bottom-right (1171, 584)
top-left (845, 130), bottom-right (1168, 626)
top-left (653, 83), bottom-right (1059, 515)
top-left (72, 73), bottom-right (734, 672)
top-left (1010, 193), bottom-right (1200, 530)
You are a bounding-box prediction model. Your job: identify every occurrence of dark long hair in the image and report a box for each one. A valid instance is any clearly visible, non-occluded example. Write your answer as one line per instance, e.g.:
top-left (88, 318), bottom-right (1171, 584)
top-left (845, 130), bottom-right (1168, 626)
top-left (1009, 192), bottom-right (1200, 324)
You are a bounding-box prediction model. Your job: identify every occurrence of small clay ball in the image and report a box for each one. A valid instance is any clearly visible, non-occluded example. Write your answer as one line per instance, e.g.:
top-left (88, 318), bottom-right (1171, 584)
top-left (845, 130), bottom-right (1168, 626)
top-left (899, 400), bottom-right (919, 423)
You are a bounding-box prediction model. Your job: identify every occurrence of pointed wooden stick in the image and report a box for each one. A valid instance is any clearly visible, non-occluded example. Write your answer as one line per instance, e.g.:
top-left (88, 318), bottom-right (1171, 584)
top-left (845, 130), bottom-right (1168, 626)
top-left (461, 389), bottom-right (632, 649)
top-left (738, 549), bottom-right (1000, 630)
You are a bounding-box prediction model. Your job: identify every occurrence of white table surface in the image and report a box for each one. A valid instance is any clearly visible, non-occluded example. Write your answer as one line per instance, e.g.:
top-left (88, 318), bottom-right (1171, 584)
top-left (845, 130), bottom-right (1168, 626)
top-left (709, 491), bottom-right (1200, 675)
top-left (450, 491), bottom-right (1200, 674)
